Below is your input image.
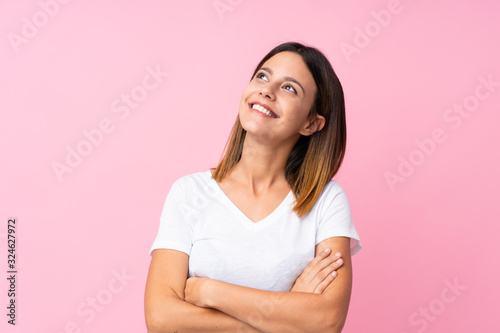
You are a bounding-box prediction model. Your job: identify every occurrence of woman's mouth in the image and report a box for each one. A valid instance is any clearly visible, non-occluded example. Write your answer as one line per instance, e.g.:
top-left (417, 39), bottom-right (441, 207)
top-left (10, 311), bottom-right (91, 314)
top-left (249, 103), bottom-right (279, 118)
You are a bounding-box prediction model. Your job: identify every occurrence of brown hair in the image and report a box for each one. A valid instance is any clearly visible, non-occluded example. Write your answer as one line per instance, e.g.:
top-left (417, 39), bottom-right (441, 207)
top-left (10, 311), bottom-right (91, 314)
top-left (210, 42), bottom-right (347, 218)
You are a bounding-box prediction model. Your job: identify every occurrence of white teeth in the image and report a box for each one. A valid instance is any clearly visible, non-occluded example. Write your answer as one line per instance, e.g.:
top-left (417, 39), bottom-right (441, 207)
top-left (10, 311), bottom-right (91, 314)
top-left (251, 104), bottom-right (274, 118)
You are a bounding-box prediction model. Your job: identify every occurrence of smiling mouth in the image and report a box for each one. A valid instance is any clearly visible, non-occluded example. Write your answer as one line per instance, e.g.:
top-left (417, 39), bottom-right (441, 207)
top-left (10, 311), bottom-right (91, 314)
top-left (250, 104), bottom-right (279, 118)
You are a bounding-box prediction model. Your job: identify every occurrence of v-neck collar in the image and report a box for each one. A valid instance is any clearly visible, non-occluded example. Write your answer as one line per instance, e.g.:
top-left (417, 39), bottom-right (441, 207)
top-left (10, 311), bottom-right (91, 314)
top-left (205, 170), bottom-right (293, 228)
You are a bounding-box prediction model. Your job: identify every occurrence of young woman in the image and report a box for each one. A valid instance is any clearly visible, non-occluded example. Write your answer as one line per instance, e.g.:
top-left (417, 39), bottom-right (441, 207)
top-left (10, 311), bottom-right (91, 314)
top-left (145, 42), bottom-right (362, 333)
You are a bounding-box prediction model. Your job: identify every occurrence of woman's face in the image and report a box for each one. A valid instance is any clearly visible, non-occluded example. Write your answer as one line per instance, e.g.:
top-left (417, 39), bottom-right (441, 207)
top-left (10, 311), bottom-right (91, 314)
top-left (238, 51), bottom-right (322, 145)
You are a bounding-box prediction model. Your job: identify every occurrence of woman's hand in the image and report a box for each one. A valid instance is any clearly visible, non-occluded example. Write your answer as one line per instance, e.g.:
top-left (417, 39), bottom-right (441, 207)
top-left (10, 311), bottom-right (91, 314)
top-left (291, 248), bottom-right (343, 294)
top-left (184, 276), bottom-right (211, 308)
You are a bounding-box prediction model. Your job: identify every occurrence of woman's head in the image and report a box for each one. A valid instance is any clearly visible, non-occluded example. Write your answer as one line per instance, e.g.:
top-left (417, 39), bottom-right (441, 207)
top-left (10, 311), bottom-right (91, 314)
top-left (212, 42), bottom-right (346, 217)
top-left (238, 50), bottom-right (323, 145)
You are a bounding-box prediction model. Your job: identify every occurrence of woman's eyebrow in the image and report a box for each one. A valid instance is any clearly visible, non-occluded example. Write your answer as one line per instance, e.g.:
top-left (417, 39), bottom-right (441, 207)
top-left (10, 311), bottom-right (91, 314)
top-left (260, 67), bottom-right (305, 95)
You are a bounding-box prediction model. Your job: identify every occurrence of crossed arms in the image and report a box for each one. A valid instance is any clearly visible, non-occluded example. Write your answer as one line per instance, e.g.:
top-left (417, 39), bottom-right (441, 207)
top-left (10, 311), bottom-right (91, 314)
top-left (144, 236), bottom-right (353, 333)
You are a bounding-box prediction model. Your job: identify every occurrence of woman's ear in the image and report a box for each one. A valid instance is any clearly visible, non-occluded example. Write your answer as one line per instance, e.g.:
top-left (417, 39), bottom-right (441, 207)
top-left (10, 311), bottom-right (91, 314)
top-left (299, 114), bottom-right (326, 136)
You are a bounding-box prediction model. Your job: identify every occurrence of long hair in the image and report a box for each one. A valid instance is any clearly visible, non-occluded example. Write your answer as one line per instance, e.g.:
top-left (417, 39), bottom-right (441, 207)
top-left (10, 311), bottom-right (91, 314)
top-left (211, 42), bottom-right (347, 218)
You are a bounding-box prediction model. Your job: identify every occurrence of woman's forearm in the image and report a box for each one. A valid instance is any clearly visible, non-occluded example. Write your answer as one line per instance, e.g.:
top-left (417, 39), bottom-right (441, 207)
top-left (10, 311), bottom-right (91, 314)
top-left (145, 249), bottom-right (263, 332)
top-left (146, 296), bottom-right (262, 333)
top-left (202, 280), bottom-right (346, 333)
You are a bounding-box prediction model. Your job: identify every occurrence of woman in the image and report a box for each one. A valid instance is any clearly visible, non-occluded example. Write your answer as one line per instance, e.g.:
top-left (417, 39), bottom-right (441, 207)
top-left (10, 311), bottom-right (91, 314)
top-left (145, 42), bottom-right (362, 332)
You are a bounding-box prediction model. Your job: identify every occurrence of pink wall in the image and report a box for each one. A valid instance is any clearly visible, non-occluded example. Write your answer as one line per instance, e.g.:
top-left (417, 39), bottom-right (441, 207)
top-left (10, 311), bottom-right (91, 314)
top-left (1, 0), bottom-right (499, 332)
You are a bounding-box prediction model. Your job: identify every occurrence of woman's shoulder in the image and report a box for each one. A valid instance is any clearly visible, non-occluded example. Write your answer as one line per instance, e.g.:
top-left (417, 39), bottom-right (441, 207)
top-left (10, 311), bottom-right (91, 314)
top-left (169, 170), bottom-right (214, 192)
top-left (172, 170), bottom-right (211, 183)
top-left (320, 178), bottom-right (349, 199)
top-left (310, 178), bottom-right (351, 213)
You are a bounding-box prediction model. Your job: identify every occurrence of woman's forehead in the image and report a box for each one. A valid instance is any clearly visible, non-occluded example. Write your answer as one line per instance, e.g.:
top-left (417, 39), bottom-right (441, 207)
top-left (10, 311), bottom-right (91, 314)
top-left (261, 51), bottom-right (316, 91)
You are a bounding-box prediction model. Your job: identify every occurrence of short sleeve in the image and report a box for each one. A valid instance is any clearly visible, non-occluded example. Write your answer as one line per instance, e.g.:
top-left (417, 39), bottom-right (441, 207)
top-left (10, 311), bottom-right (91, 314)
top-left (149, 180), bottom-right (193, 256)
top-left (316, 181), bottom-right (362, 256)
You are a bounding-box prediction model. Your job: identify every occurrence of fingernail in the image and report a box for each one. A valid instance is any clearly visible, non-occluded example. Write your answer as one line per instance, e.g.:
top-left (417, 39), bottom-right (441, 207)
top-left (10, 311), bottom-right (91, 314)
top-left (337, 258), bottom-right (343, 265)
top-left (323, 248), bottom-right (331, 253)
top-left (331, 271), bottom-right (337, 277)
top-left (335, 252), bottom-right (341, 257)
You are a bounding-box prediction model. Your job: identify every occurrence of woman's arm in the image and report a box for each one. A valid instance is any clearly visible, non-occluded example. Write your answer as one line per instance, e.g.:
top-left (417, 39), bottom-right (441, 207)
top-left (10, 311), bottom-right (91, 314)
top-left (144, 249), bottom-right (262, 333)
top-left (185, 236), bottom-right (353, 333)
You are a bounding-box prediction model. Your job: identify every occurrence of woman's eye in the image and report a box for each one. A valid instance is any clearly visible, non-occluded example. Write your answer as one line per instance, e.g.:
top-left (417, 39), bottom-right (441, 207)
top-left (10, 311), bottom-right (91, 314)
top-left (284, 85), bottom-right (297, 94)
top-left (256, 72), bottom-right (268, 81)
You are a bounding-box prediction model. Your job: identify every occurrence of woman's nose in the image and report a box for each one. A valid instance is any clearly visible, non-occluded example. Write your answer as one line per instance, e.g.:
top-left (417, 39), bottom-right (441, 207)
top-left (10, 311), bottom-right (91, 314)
top-left (259, 84), bottom-right (275, 100)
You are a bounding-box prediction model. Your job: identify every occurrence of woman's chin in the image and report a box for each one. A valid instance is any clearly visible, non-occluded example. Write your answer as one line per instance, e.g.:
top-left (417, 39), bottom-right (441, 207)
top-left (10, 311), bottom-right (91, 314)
top-left (243, 127), bottom-right (277, 143)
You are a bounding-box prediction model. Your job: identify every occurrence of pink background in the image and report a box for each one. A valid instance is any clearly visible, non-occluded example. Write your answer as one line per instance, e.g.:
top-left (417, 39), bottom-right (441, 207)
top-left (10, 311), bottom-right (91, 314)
top-left (2, 0), bottom-right (499, 332)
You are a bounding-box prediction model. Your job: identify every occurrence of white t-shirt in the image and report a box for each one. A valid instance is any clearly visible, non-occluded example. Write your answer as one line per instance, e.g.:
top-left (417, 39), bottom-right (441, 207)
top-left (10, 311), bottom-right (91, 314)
top-left (149, 170), bottom-right (362, 292)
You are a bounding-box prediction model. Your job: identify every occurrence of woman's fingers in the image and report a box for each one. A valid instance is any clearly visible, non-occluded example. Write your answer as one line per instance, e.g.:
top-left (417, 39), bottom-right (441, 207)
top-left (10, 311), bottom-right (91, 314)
top-left (291, 249), bottom-right (344, 293)
top-left (302, 248), bottom-right (331, 275)
top-left (304, 251), bottom-right (343, 282)
top-left (311, 257), bottom-right (344, 294)
top-left (317, 252), bottom-right (343, 272)
top-left (313, 271), bottom-right (337, 294)
top-left (303, 250), bottom-right (342, 283)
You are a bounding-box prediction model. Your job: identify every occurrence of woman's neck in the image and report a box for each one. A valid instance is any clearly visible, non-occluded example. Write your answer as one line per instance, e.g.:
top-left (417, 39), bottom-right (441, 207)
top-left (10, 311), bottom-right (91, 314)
top-left (228, 134), bottom-right (298, 194)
